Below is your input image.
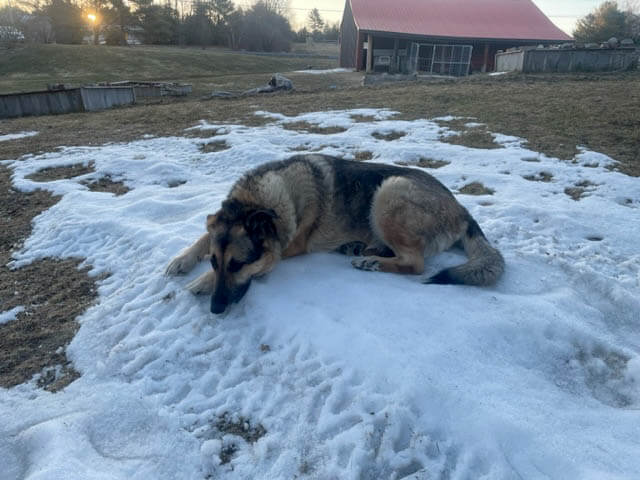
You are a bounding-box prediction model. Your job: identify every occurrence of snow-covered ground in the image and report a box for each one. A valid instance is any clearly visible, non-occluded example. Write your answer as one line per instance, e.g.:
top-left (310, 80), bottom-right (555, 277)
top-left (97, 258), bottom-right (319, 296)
top-left (293, 68), bottom-right (352, 74)
top-left (0, 306), bottom-right (24, 325)
top-left (0, 131), bottom-right (38, 142)
top-left (1, 109), bottom-right (639, 479)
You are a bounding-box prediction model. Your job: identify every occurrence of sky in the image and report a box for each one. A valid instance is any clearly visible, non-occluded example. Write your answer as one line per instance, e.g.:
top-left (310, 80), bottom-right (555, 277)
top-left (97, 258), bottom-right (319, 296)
top-left (256, 0), bottom-right (608, 34)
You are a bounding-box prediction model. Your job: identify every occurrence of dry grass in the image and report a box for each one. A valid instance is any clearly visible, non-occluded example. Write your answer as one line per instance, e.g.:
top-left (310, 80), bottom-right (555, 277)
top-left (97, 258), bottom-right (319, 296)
top-left (372, 130), bottom-right (406, 141)
top-left (3, 71), bottom-right (639, 175)
top-left (564, 180), bottom-right (596, 200)
top-left (83, 176), bottom-right (130, 196)
top-left (200, 140), bottom-right (231, 153)
top-left (458, 182), bottom-right (495, 195)
top-left (290, 41), bottom-right (339, 57)
top-left (0, 44), bottom-right (338, 95)
top-left (354, 150), bottom-right (374, 161)
top-left (350, 114), bottom-right (377, 123)
top-left (523, 171), bottom-right (554, 182)
top-left (283, 121), bottom-right (347, 134)
top-left (437, 118), bottom-right (501, 149)
top-left (395, 157), bottom-right (450, 168)
top-left (26, 163), bottom-right (95, 181)
top-left (441, 129), bottom-right (501, 149)
top-left (416, 158), bottom-right (450, 169)
top-left (216, 413), bottom-right (267, 464)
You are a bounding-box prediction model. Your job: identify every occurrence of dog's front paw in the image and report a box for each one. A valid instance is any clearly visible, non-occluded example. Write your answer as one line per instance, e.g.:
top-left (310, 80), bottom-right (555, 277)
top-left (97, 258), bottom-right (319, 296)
top-left (351, 257), bottom-right (381, 272)
top-left (165, 254), bottom-right (197, 275)
top-left (186, 271), bottom-right (215, 295)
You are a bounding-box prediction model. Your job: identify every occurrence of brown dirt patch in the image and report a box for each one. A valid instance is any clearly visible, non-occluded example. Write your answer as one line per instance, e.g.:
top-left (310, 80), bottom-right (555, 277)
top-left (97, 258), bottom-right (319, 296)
top-left (564, 180), bottom-right (596, 200)
top-left (435, 117), bottom-right (478, 131)
top-left (199, 140), bottom-right (231, 153)
top-left (354, 150), bottom-right (374, 161)
top-left (216, 413), bottom-right (266, 464)
top-left (565, 187), bottom-right (586, 201)
top-left (372, 130), bottom-right (406, 141)
top-left (26, 162), bottom-right (95, 182)
top-left (288, 144), bottom-right (310, 152)
top-left (416, 157), bottom-right (450, 169)
top-left (0, 165), bottom-right (101, 391)
top-left (441, 129), bottom-right (500, 149)
top-left (523, 171), bottom-right (554, 182)
top-left (288, 144), bottom-right (328, 153)
top-left (183, 126), bottom-right (229, 139)
top-left (0, 258), bottom-right (103, 391)
top-left (350, 114), bottom-right (376, 123)
top-left (458, 181), bottom-right (495, 195)
top-left (216, 413), bottom-right (266, 444)
top-left (282, 121), bottom-right (347, 135)
top-left (83, 176), bottom-right (130, 196)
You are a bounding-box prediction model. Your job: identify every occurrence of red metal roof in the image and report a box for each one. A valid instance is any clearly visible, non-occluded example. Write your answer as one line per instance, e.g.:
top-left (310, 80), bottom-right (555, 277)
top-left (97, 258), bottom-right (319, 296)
top-left (349, 0), bottom-right (572, 42)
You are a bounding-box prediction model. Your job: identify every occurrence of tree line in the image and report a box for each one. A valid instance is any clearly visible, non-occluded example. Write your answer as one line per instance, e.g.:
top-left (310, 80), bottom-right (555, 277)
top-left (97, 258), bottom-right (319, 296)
top-left (0, 0), bottom-right (340, 51)
top-left (573, 1), bottom-right (639, 43)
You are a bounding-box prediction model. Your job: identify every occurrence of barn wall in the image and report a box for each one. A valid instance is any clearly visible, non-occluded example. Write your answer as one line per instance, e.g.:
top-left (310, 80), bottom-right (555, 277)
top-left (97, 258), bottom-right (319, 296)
top-left (339, 1), bottom-right (358, 68)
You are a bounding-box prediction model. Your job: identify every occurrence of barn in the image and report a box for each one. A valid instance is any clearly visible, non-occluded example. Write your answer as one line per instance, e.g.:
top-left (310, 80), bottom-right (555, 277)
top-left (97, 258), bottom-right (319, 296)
top-left (339, 0), bottom-right (573, 75)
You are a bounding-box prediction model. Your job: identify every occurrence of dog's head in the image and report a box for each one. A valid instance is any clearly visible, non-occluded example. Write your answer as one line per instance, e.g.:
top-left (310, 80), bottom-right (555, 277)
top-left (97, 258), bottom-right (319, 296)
top-left (206, 198), bottom-right (279, 314)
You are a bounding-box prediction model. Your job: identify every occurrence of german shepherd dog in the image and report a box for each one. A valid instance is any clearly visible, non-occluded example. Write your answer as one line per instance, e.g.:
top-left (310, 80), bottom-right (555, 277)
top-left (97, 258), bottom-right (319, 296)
top-left (165, 154), bottom-right (504, 313)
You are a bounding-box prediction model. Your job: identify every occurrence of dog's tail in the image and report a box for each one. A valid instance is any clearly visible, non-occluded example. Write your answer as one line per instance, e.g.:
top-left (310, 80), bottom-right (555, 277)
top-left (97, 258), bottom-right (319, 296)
top-left (426, 217), bottom-right (504, 286)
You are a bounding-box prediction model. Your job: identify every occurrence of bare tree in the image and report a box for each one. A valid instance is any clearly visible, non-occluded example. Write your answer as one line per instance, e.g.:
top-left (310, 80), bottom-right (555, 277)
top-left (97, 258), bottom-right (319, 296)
top-left (623, 0), bottom-right (640, 13)
top-left (260, 0), bottom-right (289, 17)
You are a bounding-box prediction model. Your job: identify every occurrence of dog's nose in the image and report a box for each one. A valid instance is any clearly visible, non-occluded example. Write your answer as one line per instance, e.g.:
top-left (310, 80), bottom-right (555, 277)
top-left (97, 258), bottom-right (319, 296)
top-left (211, 296), bottom-right (227, 314)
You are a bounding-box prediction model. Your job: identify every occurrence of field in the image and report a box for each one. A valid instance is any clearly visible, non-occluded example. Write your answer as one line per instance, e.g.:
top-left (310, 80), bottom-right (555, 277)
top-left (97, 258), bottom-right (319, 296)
top-left (1, 44), bottom-right (640, 479)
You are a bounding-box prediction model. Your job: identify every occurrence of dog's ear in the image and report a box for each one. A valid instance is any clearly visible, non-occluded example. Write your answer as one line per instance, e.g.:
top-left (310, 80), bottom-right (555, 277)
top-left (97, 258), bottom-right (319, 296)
top-left (245, 209), bottom-right (277, 240)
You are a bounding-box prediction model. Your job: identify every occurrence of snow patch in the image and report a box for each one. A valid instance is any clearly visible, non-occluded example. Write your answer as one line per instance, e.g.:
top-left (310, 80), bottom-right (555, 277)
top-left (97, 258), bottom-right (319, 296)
top-left (0, 131), bottom-right (38, 142)
top-left (293, 68), bottom-right (352, 74)
top-left (0, 306), bottom-right (24, 325)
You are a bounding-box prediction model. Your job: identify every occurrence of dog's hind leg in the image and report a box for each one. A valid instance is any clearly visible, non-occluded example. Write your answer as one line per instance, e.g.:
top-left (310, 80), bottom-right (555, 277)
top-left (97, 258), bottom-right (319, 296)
top-left (352, 176), bottom-right (429, 275)
top-left (186, 270), bottom-right (216, 295)
top-left (352, 250), bottom-right (425, 274)
top-left (165, 233), bottom-right (210, 275)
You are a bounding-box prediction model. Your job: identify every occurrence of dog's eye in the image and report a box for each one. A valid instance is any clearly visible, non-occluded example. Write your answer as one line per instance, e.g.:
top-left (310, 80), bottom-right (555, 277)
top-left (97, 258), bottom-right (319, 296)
top-left (211, 256), bottom-right (219, 270)
top-left (227, 259), bottom-right (243, 273)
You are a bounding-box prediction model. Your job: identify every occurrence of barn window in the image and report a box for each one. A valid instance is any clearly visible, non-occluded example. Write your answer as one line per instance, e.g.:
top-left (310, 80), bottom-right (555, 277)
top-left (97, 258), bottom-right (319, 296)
top-left (408, 43), bottom-right (473, 76)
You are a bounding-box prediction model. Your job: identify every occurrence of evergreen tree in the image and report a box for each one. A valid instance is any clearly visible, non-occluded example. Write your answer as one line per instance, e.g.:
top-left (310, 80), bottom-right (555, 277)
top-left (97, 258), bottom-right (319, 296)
top-left (573, 1), bottom-right (636, 42)
top-left (307, 7), bottom-right (323, 38)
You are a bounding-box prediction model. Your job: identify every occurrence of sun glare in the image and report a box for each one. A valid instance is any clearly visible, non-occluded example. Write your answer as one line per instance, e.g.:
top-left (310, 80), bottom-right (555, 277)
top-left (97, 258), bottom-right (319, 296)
top-left (88, 14), bottom-right (96, 22)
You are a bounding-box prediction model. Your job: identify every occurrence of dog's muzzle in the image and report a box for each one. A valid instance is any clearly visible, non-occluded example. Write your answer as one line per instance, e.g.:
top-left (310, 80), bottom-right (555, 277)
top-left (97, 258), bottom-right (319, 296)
top-left (210, 280), bottom-right (251, 314)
